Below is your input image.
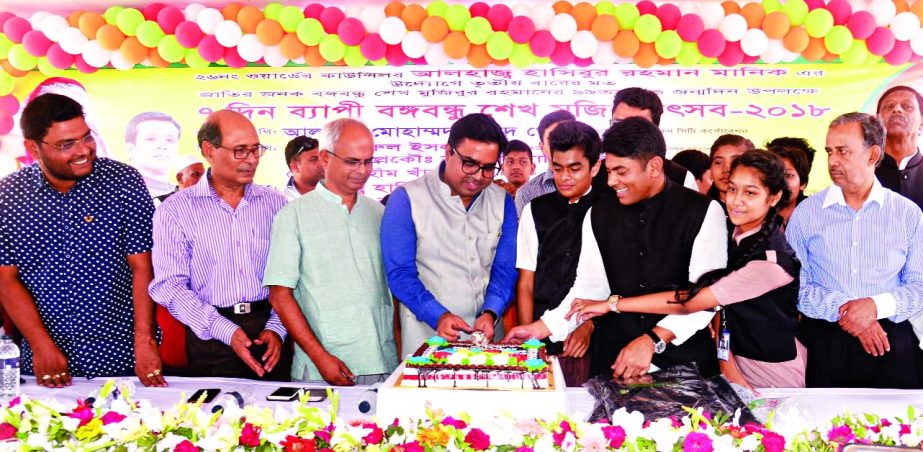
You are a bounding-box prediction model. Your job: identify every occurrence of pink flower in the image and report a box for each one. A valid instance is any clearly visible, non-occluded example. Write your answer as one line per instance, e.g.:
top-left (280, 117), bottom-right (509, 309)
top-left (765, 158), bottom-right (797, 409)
top-left (173, 440), bottom-right (199, 452)
top-left (362, 423), bottom-right (383, 445)
top-left (239, 422), bottom-right (262, 447)
top-left (515, 447), bottom-right (534, 452)
top-left (465, 428), bottom-right (491, 451)
top-left (827, 425), bottom-right (855, 444)
top-left (900, 424), bottom-right (911, 436)
top-left (397, 441), bottom-right (424, 452)
top-left (553, 420), bottom-right (574, 446)
top-left (0, 423), bottom-right (16, 440)
top-left (602, 425), bottom-right (627, 448)
top-left (442, 416), bottom-right (468, 429)
top-left (281, 435), bottom-right (317, 452)
top-left (7, 397), bottom-right (20, 408)
top-left (761, 431), bottom-right (785, 452)
top-left (100, 411), bottom-right (126, 425)
top-left (669, 416), bottom-right (683, 428)
top-left (68, 402), bottom-right (94, 427)
top-left (683, 432), bottom-right (714, 452)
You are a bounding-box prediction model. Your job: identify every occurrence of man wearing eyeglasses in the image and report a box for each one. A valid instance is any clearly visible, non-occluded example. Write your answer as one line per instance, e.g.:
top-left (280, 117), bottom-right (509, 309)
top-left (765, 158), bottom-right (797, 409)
top-left (150, 109), bottom-right (293, 380)
top-left (282, 136), bottom-right (325, 201)
top-left (382, 113), bottom-right (518, 350)
top-left (0, 93), bottom-right (165, 388)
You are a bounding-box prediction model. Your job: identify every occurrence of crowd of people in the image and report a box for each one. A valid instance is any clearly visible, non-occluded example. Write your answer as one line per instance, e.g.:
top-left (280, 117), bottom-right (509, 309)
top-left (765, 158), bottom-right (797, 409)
top-left (0, 84), bottom-right (921, 394)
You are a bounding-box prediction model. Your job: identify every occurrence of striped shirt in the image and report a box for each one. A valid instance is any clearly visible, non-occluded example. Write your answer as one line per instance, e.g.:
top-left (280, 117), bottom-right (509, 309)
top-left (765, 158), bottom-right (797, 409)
top-left (786, 179), bottom-right (923, 323)
top-left (149, 172), bottom-right (288, 346)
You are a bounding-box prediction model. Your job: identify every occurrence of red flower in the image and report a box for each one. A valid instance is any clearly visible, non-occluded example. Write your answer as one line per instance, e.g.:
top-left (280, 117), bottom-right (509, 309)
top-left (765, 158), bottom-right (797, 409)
top-left (515, 447), bottom-right (534, 452)
top-left (602, 425), bottom-right (627, 449)
top-left (552, 420), bottom-right (574, 446)
top-left (396, 441), bottom-right (424, 452)
top-left (100, 411), bottom-right (126, 425)
top-left (442, 416), bottom-right (468, 429)
top-left (901, 424), bottom-right (912, 435)
top-left (683, 432), bottom-right (714, 452)
top-left (464, 428), bottom-right (491, 451)
top-left (761, 431), bottom-right (785, 452)
top-left (239, 422), bottom-right (262, 447)
top-left (669, 416), bottom-right (683, 428)
top-left (362, 423), bottom-right (384, 445)
top-left (173, 440), bottom-right (199, 452)
top-left (68, 405), bottom-right (94, 427)
top-left (281, 435), bottom-right (317, 452)
top-left (827, 425), bottom-right (855, 444)
top-left (0, 423), bottom-right (16, 440)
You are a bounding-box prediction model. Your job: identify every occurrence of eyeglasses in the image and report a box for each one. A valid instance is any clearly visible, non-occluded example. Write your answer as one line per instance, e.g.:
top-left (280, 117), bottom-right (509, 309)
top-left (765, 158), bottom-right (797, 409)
top-left (609, 118), bottom-right (619, 126)
top-left (326, 150), bottom-right (374, 169)
top-left (40, 131), bottom-right (97, 153)
top-left (452, 147), bottom-right (498, 177)
top-left (212, 143), bottom-right (268, 160)
top-left (294, 138), bottom-right (319, 158)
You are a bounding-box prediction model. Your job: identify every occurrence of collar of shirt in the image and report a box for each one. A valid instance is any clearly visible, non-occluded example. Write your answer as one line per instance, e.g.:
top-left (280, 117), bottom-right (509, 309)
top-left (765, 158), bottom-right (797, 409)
top-left (314, 180), bottom-right (360, 208)
top-left (898, 148), bottom-right (921, 170)
top-left (822, 178), bottom-right (885, 209)
top-left (436, 160), bottom-right (484, 210)
top-left (540, 169), bottom-right (555, 188)
top-left (732, 222), bottom-right (762, 245)
top-left (30, 158), bottom-right (101, 194)
top-left (193, 168), bottom-right (259, 202)
top-left (285, 176), bottom-right (296, 190)
top-left (557, 185), bottom-right (593, 204)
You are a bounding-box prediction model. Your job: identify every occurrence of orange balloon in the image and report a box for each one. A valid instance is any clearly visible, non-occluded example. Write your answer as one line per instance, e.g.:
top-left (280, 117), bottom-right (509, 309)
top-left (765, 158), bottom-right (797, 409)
top-left (591, 14), bottom-right (619, 41)
top-left (148, 47), bottom-right (170, 68)
top-left (762, 11), bottom-right (790, 39)
top-left (911, 0), bottom-right (923, 23)
top-left (237, 6), bottom-right (264, 34)
top-left (801, 37), bottom-right (826, 61)
top-left (552, 1), bottom-right (573, 14)
top-left (96, 24), bottom-right (126, 51)
top-left (740, 3), bottom-right (766, 29)
top-left (823, 50), bottom-right (838, 61)
top-left (0, 61), bottom-right (29, 77)
top-left (223, 3), bottom-right (244, 20)
top-left (120, 36), bottom-right (148, 64)
top-left (467, 44), bottom-right (492, 68)
top-left (68, 10), bottom-right (85, 28)
top-left (494, 58), bottom-right (509, 66)
top-left (279, 33), bottom-right (306, 59)
top-left (571, 2), bottom-right (598, 30)
top-left (613, 29), bottom-right (640, 57)
top-left (256, 19), bottom-right (285, 46)
top-left (658, 56), bottom-right (675, 65)
top-left (401, 4), bottom-right (427, 31)
top-left (443, 31), bottom-right (471, 59)
top-left (894, 0), bottom-right (910, 13)
top-left (78, 12), bottom-right (106, 40)
top-left (633, 42), bottom-right (658, 67)
top-left (385, 1), bottom-right (406, 17)
top-left (333, 58), bottom-right (346, 66)
top-left (421, 16), bottom-right (449, 42)
top-left (783, 26), bottom-right (809, 53)
top-left (721, 1), bottom-right (741, 16)
top-left (304, 45), bottom-right (327, 66)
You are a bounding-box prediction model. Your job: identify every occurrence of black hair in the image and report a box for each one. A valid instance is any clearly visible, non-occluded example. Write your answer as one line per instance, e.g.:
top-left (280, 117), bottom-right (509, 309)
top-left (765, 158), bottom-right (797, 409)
top-left (829, 112), bottom-right (886, 166)
top-left (537, 110), bottom-right (576, 143)
top-left (197, 120), bottom-right (221, 150)
top-left (284, 135), bottom-right (319, 166)
top-left (447, 113), bottom-right (508, 155)
top-left (125, 111), bottom-right (181, 144)
top-left (768, 144), bottom-right (811, 189)
top-left (766, 136), bottom-right (816, 168)
top-left (709, 134), bottom-right (755, 158)
top-left (548, 120), bottom-right (601, 163)
top-left (876, 85), bottom-right (923, 118)
top-left (20, 93), bottom-right (84, 142)
top-left (601, 116), bottom-right (665, 164)
top-left (503, 139), bottom-right (533, 160)
top-left (612, 87), bottom-right (664, 125)
top-left (671, 149), bottom-right (710, 179)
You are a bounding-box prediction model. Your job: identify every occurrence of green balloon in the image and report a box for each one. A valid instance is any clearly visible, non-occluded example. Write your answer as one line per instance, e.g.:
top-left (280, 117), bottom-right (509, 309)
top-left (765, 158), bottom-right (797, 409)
top-left (676, 41), bottom-right (702, 65)
top-left (8, 44), bottom-right (37, 71)
top-left (700, 56), bottom-right (717, 64)
top-left (0, 73), bottom-right (13, 96)
top-left (427, 0), bottom-right (449, 18)
top-left (761, 0), bottom-right (782, 13)
top-left (185, 48), bottom-right (210, 69)
top-left (781, 0), bottom-right (809, 26)
top-left (0, 35), bottom-right (13, 60)
top-left (318, 34), bottom-right (346, 62)
top-left (136, 21), bottom-right (165, 48)
top-left (344, 45), bottom-right (368, 67)
top-left (615, 3), bottom-right (640, 29)
top-left (37, 57), bottom-right (64, 76)
top-left (596, 1), bottom-right (617, 16)
top-left (264, 3), bottom-right (284, 20)
top-left (116, 8), bottom-right (145, 36)
top-left (465, 17), bottom-right (492, 45)
top-left (824, 25), bottom-right (852, 54)
top-left (535, 56), bottom-right (551, 64)
top-left (804, 8), bottom-right (834, 38)
top-left (445, 4), bottom-right (471, 32)
top-left (634, 14), bottom-right (662, 43)
top-left (297, 18), bottom-right (325, 46)
top-left (486, 32), bottom-right (514, 60)
top-left (654, 30), bottom-right (681, 58)
top-left (278, 6), bottom-right (304, 33)
top-left (509, 43), bottom-right (534, 68)
top-left (103, 6), bottom-right (124, 25)
top-left (840, 39), bottom-right (869, 65)
top-left (866, 53), bottom-right (882, 64)
top-left (157, 35), bottom-right (185, 63)
top-left (371, 57), bottom-right (388, 66)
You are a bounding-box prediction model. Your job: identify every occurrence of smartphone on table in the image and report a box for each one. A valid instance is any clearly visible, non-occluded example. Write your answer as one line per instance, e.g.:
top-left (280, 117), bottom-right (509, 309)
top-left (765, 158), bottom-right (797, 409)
top-left (266, 387), bottom-right (328, 402)
top-left (187, 388), bottom-right (221, 404)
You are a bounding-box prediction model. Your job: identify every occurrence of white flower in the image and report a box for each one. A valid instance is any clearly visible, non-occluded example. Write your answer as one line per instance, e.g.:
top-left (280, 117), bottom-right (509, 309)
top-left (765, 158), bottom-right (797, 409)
top-left (155, 433), bottom-right (189, 451)
top-left (610, 408), bottom-right (645, 438)
top-left (710, 434), bottom-right (738, 452)
top-left (25, 432), bottom-right (51, 450)
top-left (739, 433), bottom-right (759, 450)
top-left (533, 435), bottom-right (556, 451)
top-left (60, 416), bottom-right (80, 432)
top-left (641, 418), bottom-right (681, 452)
top-left (560, 431), bottom-right (577, 452)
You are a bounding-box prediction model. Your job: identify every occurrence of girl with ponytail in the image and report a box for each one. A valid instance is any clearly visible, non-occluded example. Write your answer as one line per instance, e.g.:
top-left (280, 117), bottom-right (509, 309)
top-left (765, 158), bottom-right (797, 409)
top-left (568, 150), bottom-right (805, 390)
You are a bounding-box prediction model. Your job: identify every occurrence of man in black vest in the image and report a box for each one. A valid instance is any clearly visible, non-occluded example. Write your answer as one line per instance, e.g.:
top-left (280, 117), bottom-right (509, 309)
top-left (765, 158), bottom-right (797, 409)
top-left (876, 85), bottom-right (923, 211)
top-left (505, 117), bottom-right (727, 380)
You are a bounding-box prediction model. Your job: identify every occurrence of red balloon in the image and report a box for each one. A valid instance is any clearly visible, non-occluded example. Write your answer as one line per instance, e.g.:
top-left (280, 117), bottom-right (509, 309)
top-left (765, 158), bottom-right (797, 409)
top-left (884, 40), bottom-right (912, 65)
top-left (198, 35), bottom-right (225, 62)
top-left (636, 1), bottom-right (658, 16)
top-left (0, 12), bottom-right (14, 31)
top-left (303, 3), bottom-right (326, 19)
top-left (508, 16), bottom-right (536, 43)
top-left (74, 55), bottom-right (99, 74)
top-left (22, 30), bottom-right (53, 57)
top-left (223, 46), bottom-right (247, 68)
top-left (698, 29), bottom-right (727, 58)
top-left (717, 40), bottom-right (744, 66)
top-left (2, 17), bottom-right (32, 44)
top-left (804, 0), bottom-right (824, 10)
top-left (742, 54), bottom-right (759, 63)
top-left (175, 21), bottom-right (204, 48)
top-left (360, 33), bottom-right (387, 60)
top-left (0, 112), bottom-right (13, 136)
top-left (156, 7), bottom-right (185, 34)
top-left (143, 3), bottom-right (166, 21)
top-left (550, 41), bottom-right (575, 66)
top-left (847, 11), bottom-right (877, 40)
top-left (0, 95), bottom-right (19, 116)
top-left (573, 56), bottom-right (593, 67)
top-left (656, 4), bottom-right (682, 30)
top-left (487, 4), bottom-right (514, 31)
top-left (385, 43), bottom-right (410, 65)
top-left (826, 0), bottom-right (852, 25)
top-left (676, 14), bottom-right (705, 41)
top-left (319, 7), bottom-right (346, 34)
top-left (46, 43), bottom-right (75, 69)
top-left (530, 29), bottom-right (556, 57)
top-left (470, 2), bottom-right (490, 18)
top-left (867, 27), bottom-right (896, 56)
top-left (337, 17), bottom-right (366, 46)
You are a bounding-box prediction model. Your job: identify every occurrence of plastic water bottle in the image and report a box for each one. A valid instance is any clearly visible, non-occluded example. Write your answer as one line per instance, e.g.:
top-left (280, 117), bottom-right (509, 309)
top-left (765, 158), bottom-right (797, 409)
top-left (357, 382), bottom-right (383, 415)
top-left (0, 336), bottom-right (20, 398)
top-left (212, 390), bottom-right (253, 415)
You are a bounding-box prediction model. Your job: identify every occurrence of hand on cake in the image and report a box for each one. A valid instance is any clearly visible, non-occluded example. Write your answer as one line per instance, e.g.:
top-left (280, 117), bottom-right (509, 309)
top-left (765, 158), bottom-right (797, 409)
top-left (473, 314), bottom-right (496, 342)
top-left (315, 351), bottom-right (356, 386)
top-left (437, 312), bottom-right (474, 342)
top-left (566, 298), bottom-right (609, 323)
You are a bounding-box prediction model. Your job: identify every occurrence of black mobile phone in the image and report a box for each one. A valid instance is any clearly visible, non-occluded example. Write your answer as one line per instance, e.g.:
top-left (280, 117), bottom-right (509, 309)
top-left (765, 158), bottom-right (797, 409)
top-left (187, 388), bottom-right (221, 404)
top-left (304, 388), bottom-right (327, 403)
top-left (266, 387), bottom-right (305, 401)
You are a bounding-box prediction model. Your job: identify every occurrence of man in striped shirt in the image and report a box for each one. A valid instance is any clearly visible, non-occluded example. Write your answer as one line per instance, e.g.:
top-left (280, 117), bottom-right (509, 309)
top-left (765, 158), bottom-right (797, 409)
top-left (150, 110), bottom-right (292, 380)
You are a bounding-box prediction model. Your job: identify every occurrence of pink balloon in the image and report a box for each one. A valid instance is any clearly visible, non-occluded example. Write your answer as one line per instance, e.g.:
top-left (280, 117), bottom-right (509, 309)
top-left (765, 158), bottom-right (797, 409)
top-left (867, 27), bottom-right (896, 56)
top-left (636, 1), bottom-right (657, 16)
top-left (529, 29), bottom-right (556, 57)
top-left (697, 29), bottom-right (726, 58)
top-left (3, 17), bottom-right (32, 44)
top-left (223, 46), bottom-right (247, 68)
top-left (804, 0), bottom-right (824, 10)
top-left (157, 7), bottom-right (185, 34)
top-left (470, 2), bottom-right (490, 18)
top-left (385, 44), bottom-right (409, 65)
top-left (74, 55), bottom-right (98, 74)
top-left (319, 7), bottom-right (345, 34)
top-left (46, 43), bottom-right (75, 69)
top-left (676, 14), bottom-right (705, 41)
top-left (742, 54), bottom-right (759, 63)
top-left (885, 40), bottom-right (912, 65)
top-left (337, 17), bottom-right (366, 46)
top-left (143, 3), bottom-right (166, 21)
top-left (508, 16), bottom-right (535, 43)
top-left (360, 33), bottom-right (387, 60)
top-left (487, 4), bottom-right (514, 31)
top-left (0, 12), bottom-right (14, 31)
top-left (573, 56), bottom-right (593, 67)
top-left (847, 11), bottom-right (876, 40)
top-left (550, 40), bottom-right (575, 66)
top-left (198, 35), bottom-right (224, 62)
top-left (22, 30), bottom-right (53, 57)
top-left (0, 112), bottom-right (13, 136)
top-left (410, 56), bottom-right (427, 64)
top-left (304, 4), bottom-right (326, 20)
top-left (0, 95), bottom-right (19, 116)
top-left (717, 40), bottom-right (744, 66)
top-left (656, 4), bottom-right (682, 30)
top-left (826, 0), bottom-right (852, 25)
top-left (175, 21), bottom-right (204, 48)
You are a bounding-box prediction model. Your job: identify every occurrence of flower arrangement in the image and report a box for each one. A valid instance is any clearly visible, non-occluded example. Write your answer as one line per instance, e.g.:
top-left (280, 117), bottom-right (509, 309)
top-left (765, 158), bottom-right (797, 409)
top-left (0, 379), bottom-right (921, 451)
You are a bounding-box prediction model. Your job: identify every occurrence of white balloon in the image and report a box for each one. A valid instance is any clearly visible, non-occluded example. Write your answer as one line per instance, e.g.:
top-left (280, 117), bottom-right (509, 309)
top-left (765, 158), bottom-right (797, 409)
top-left (81, 40), bottom-right (112, 68)
top-left (40, 15), bottom-right (69, 42)
top-left (379, 16), bottom-right (407, 45)
top-left (719, 14), bottom-right (748, 42)
top-left (512, 4), bottom-right (532, 17)
top-left (196, 8), bottom-right (224, 35)
top-left (401, 30), bottom-right (427, 58)
top-left (678, 2), bottom-right (698, 15)
top-left (783, 49), bottom-right (801, 62)
top-left (29, 11), bottom-right (50, 30)
top-left (911, 29), bottom-right (923, 55)
top-left (184, 3), bottom-right (206, 22)
top-left (58, 27), bottom-right (89, 55)
top-left (530, 2), bottom-right (556, 30)
top-left (592, 40), bottom-right (617, 65)
top-left (614, 55), bottom-right (633, 64)
top-left (424, 42), bottom-right (450, 65)
top-left (891, 12), bottom-right (921, 41)
top-left (570, 30), bottom-right (599, 58)
top-left (759, 38), bottom-right (786, 63)
top-left (698, 2), bottom-right (726, 30)
top-left (868, 0), bottom-right (897, 27)
top-left (263, 44), bottom-right (288, 67)
top-left (214, 20), bottom-right (243, 47)
top-left (359, 7), bottom-right (386, 34)
top-left (345, 5), bottom-right (364, 18)
top-left (741, 28), bottom-right (769, 56)
top-left (293, 56), bottom-right (305, 64)
top-left (237, 33), bottom-right (265, 62)
top-left (109, 50), bottom-right (134, 70)
top-left (549, 13), bottom-right (578, 42)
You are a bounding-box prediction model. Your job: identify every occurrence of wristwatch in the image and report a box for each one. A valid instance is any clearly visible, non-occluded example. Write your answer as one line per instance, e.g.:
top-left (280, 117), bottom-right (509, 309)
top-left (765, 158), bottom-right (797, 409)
top-left (607, 294), bottom-right (622, 313)
top-left (645, 331), bottom-right (667, 354)
top-left (480, 309), bottom-right (500, 327)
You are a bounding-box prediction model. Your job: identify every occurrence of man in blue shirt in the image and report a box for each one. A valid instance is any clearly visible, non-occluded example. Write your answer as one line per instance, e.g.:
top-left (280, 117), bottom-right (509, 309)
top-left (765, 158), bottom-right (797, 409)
top-left (787, 112), bottom-right (923, 388)
top-left (382, 113), bottom-right (517, 350)
top-left (0, 93), bottom-right (164, 388)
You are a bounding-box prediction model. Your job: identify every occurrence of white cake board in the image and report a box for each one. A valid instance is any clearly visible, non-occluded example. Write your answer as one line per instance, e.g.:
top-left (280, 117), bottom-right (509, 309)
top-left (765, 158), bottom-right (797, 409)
top-left (377, 357), bottom-right (568, 424)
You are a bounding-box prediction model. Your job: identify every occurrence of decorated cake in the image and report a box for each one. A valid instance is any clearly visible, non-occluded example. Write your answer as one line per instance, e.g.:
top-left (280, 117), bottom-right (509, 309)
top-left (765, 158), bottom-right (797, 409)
top-left (399, 336), bottom-right (552, 390)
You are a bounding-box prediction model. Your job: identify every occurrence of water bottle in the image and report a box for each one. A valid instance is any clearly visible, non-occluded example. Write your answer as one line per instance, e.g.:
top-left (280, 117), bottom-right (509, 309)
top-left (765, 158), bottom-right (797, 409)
top-left (211, 390), bottom-right (253, 415)
top-left (0, 336), bottom-right (20, 398)
top-left (357, 382), bottom-right (383, 415)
